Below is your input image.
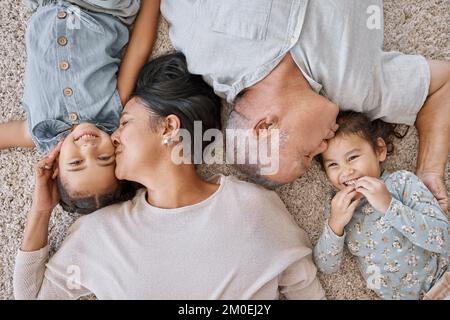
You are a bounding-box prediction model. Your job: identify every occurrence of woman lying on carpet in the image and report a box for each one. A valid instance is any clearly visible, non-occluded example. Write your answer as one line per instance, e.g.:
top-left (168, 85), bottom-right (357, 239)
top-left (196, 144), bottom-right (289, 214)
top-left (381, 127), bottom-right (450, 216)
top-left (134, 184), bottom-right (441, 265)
top-left (314, 111), bottom-right (450, 300)
top-left (0, 0), bottom-right (159, 213)
top-left (13, 54), bottom-right (325, 300)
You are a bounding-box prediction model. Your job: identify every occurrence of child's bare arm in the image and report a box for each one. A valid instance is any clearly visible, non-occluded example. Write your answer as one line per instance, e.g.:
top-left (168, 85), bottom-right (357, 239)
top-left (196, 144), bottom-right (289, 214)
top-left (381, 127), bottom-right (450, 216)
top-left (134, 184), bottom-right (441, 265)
top-left (117, 0), bottom-right (161, 106)
top-left (0, 120), bottom-right (35, 149)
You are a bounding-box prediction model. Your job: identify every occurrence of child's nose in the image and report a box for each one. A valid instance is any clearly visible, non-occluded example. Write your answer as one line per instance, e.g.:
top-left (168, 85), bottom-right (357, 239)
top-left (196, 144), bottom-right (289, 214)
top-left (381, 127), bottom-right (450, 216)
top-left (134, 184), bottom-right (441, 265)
top-left (341, 165), bottom-right (355, 177)
top-left (80, 140), bottom-right (97, 147)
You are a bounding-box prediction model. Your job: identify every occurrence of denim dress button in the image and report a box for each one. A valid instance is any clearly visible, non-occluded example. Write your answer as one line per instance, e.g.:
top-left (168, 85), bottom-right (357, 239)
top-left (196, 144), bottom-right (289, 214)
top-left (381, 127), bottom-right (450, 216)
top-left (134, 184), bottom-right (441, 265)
top-left (68, 113), bottom-right (78, 122)
top-left (57, 11), bottom-right (67, 19)
top-left (63, 87), bottom-right (73, 97)
top-left (57, 36), bottom-right (68, 46)
top-left (59, 61), bottom-right (70, 70)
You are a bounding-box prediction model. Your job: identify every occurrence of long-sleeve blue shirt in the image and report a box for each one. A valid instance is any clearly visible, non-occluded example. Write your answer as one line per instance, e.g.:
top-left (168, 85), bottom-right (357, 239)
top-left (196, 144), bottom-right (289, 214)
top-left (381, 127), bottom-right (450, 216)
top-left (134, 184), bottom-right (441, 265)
top-left (314, 170), bottom-right (450, 300)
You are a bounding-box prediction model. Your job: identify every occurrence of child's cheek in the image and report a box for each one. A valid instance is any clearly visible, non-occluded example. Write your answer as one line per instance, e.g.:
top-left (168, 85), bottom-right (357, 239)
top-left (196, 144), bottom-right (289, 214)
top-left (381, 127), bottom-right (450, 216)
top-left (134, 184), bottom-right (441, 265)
top-left (329, 173), bottom-right (341, 190)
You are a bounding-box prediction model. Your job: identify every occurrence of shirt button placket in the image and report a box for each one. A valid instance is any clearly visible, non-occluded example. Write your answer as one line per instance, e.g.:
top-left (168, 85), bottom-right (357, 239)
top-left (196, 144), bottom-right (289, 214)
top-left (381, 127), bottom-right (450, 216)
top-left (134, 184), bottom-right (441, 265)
top-left (59, 60), bottom-right (70, 71)
top-left (57, 8), bottom-right (77, 126)
top-left (69, 112), bottom-right (78, 124)
top-left (57, 10), bottom-right (67, 19)
top-left (57, 36), bottom-right (68, 46)
top-left (63, 87), bottom-right (73, 97)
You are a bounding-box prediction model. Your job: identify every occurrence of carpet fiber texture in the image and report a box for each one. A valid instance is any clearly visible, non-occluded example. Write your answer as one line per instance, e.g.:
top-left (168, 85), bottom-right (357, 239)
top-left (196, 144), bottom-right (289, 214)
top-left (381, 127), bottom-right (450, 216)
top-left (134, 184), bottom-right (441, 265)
top-left (0, 0), bottom-right (449, 299)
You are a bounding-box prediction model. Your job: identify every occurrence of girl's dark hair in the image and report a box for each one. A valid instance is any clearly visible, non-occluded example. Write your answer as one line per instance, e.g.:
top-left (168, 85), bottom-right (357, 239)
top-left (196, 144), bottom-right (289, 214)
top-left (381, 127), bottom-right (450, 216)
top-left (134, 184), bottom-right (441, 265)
top-left (132, 52), bottom-right (222, 152)
top-left (57, 178), bottom-right (141, 215)
top-left (317, 111), bottom-right (408, 165)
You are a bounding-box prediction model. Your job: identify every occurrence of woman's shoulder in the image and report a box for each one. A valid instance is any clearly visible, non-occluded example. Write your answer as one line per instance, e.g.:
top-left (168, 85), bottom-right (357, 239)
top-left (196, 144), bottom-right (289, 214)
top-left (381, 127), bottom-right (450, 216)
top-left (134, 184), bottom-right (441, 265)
top-left (220, 175), bottom-right (292, 219)
top-left (221, 175), bottom-right (311, 247)
top-left (222, 175), bottom-right (281, 202)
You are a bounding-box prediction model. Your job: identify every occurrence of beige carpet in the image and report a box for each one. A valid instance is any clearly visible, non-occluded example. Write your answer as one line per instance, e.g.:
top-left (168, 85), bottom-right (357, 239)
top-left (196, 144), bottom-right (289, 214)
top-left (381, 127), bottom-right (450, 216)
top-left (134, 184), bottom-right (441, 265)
top-left (0, 0), bottom-right (449, 300)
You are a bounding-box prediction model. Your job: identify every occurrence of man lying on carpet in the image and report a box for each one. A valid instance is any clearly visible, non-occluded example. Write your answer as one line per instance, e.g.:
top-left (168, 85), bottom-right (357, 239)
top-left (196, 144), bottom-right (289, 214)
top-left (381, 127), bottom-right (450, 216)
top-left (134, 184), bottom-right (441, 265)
top-left (154, 0), bottom-right (450, 212)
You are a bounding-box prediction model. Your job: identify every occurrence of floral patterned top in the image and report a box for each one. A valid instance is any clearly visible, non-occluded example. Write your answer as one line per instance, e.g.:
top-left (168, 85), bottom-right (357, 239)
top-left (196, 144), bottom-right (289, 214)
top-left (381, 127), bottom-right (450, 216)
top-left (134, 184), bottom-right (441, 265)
top-left (314, 170), bottom-right (450, 299)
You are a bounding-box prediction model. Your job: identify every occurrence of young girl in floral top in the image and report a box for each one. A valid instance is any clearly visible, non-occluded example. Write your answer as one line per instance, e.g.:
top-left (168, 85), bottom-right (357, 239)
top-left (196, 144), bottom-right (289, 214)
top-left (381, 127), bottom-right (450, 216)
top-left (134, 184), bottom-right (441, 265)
top-left (314, 111), bottom-right (449, 299)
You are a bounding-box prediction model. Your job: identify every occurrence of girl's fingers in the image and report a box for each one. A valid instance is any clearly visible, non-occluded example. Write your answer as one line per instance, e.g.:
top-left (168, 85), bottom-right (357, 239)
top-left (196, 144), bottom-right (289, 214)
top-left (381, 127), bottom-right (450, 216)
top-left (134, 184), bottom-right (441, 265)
top-left (51, 167), bottom-right (59, 180)
top-left (36, 140), bottom-right (63, 173)
top-left (355, 186), bottom-right (369, 198)
top-left (343, 190), bottom-right (357, 200)
top-left (355, 179), bottom-right (373, 192)
top-left (47, 140), bottom-right (63, 161)
top-left (344, 185), bottom-right (357, 193)
top-left (36, 158), bottom-right (52, 171)
top-left (334, 186), bottom-right (356, 207)
top-left (342, 190), bottom-right (357, 207)
top-left (348, 198), bottom-right (361, 210)
top-left (356, 176), bottom-right (379, 188)
top-left (336, 186), bottom-right (356, 199)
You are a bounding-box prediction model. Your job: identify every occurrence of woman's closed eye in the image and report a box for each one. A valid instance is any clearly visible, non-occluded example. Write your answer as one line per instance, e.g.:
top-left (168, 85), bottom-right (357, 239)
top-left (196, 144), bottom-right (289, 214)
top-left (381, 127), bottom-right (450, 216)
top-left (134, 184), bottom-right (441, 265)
top-left (98, 155), bottom-right (113, 161)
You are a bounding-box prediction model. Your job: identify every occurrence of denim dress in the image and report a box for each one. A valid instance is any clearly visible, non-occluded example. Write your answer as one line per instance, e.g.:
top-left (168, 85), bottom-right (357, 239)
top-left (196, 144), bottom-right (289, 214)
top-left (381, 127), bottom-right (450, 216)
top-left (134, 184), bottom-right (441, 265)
top-left (22, 0), bottom-right (140, 153)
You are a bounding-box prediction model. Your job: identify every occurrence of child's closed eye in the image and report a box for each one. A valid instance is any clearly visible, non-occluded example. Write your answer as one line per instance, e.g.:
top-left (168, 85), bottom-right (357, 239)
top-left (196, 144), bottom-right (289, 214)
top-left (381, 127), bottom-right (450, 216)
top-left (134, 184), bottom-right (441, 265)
top-left (327, 162), bottom-right (337, 168)
top-left (69, 160), bottom-right (82, 166)
top-left (348, 155), bottom-right (359, 161)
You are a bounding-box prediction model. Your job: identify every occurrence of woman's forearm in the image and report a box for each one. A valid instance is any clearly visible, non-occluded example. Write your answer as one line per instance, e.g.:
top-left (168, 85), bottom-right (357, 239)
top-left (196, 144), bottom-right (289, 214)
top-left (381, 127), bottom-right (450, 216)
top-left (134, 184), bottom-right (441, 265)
top-left (21, 209), bottom-right (52, 252)
top-left (117, 0), bottom-right (161, 106)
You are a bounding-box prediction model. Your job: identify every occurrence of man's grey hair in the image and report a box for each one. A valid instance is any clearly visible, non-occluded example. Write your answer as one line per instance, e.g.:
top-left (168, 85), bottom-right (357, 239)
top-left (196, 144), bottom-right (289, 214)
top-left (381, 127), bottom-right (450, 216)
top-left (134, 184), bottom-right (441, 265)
top-left (226, 103), bottom-right (283, 190)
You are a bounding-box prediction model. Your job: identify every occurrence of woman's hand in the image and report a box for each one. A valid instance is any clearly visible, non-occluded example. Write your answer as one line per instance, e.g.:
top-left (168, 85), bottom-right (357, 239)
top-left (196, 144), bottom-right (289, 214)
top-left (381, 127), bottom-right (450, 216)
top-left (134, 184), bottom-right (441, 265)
top-left (354, 176), bottom-right (392, 214)
top-left (329, 186), bottom-right (361, 236)
top-left (31, 140), bottom-right (63, 215)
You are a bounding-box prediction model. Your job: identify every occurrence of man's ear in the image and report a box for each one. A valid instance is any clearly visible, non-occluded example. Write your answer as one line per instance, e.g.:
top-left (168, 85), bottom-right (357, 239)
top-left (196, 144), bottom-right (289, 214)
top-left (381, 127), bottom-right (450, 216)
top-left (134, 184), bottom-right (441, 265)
top-left (254, 115), bottom-right (279, 137)
top-left (376, 137), bottom-right (388, 162)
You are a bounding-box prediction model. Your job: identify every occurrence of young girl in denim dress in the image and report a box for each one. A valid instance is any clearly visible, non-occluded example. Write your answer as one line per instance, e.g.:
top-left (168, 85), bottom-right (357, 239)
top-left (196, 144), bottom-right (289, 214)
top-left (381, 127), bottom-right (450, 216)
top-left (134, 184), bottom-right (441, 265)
top-left (314, 111), bottom-right (449, 299)
top-left (0, 0), bottom-right (160, 213)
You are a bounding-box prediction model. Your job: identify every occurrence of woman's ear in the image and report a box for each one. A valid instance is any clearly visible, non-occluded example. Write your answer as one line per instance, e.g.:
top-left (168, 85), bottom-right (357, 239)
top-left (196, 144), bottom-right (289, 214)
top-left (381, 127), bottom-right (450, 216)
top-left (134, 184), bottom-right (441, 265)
top-left (376, 137), bottom-right (388, 162)
top-left (162, 114), bottom-right (181, 138)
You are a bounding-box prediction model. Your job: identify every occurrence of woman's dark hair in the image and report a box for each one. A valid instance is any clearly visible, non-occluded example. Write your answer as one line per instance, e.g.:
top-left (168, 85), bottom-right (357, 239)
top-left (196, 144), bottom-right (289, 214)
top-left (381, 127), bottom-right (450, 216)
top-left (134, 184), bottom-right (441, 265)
top-left (316, 111), bottom-right (408, 166)
top-left (57, 178), bottom-right (140, 215)
top-left (132, 52), bottom-right (222, 153)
